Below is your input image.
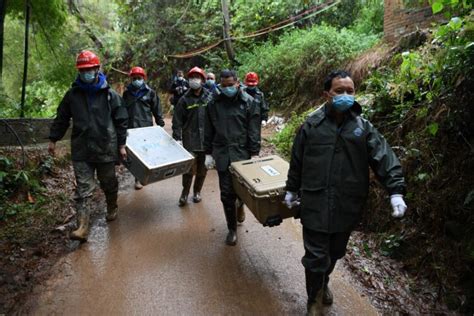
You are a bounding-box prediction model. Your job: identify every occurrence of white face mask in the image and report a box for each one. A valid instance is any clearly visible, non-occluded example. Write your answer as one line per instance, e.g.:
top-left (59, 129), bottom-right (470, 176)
top-left (80, 70), bottom-right (97, 83)
top-left (132, 79), bottom-right (144, 88)
top-left (189, 78), bottom-right (202, 90)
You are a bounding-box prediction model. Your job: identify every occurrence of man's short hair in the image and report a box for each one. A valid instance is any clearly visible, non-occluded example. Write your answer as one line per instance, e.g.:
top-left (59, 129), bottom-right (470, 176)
top-left (324, 70), bottom-right (352, 91)
top-left (220, 69), bottom-right (237, 80)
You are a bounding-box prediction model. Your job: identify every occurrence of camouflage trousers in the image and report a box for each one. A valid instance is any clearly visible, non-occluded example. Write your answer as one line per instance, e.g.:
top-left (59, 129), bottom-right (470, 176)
top-left (72, 161), bottom-right (118, 216)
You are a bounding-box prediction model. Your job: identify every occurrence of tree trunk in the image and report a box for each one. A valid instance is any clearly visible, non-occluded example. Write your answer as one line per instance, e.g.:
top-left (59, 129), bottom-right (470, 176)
top-left (20, 0), bottom-right (30, 118)
top-left (68, 0), bottom-right (105, 53)
top-left (221, 0), bottom-right (235, 63)
top-left (0, 0), bottom-right (7, 80)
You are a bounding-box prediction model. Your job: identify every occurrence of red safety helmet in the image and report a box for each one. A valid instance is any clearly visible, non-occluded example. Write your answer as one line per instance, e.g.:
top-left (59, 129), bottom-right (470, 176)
top-left (187, 67), bottom-right (206, 81)
top-left (76, 50), bottom-right (100, 69)
top-left (244, 72), bottom-right (259, 86)
top-left (129, 66), bottom-right (147, 79)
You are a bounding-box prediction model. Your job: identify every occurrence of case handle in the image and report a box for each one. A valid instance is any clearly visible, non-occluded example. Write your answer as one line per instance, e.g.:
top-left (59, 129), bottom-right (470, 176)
top-left (164, 168), bottom-right (176, 178)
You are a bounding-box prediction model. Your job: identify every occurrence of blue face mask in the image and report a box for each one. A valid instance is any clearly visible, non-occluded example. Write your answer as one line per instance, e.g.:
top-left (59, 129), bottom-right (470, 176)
top-left (132, 79), bottom-right (144, 88)
top-left (332, 94), bottom-right (355, 112)
top-left (206, 79), bottom-right (215, 86)
top-left (80, 71), bottom-right (97, 84)
top-left (221, 86), bottom-right (238, 98)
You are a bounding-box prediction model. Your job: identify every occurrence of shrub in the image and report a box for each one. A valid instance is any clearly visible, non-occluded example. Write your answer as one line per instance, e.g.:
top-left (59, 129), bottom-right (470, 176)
top-left (237, 24), bottom-right (379, 108)
top-left (271, 107), bottom-right (316, 159)
top-left (24, 81), bottom-right (69, 118)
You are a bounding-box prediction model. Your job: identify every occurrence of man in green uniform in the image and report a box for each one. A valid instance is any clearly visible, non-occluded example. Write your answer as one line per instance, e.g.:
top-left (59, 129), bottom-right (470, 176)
top-left (204, 69), bottom-right (261, 246)
top-left (123, 66), bottom-right (164, 189)
top-left (172, 66), bottom-right (211, 206)
top-left (285, 70), bottom-right (407, 315)
top-left (48, 50), bottom-right (128, 242)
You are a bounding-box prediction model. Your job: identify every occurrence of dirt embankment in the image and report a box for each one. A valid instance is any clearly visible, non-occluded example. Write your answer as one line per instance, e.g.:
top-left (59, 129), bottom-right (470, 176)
top-left (0, 143), bottom-right (131, 314)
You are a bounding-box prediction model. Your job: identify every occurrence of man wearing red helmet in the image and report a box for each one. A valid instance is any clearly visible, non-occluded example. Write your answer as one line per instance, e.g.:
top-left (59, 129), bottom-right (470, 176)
top-left (243, 72), bottom-right (270, 126)
top-left (172, 66), bottom-right (212, 206)
top-left (48, 50), bottom-right (128, 242)
top-left (123, 66), bottom-right (164, 190)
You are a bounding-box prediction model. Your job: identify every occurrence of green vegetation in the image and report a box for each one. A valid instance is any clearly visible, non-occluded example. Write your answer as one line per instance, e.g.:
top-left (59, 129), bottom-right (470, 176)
top-left (0, 0), bottom-right (121, 118)
top-left (272, 109), bottom-right (314, 158)
top-left (237, 24), bottom-right (379, 108)
top-left (428, 0), bottom-right (472, 15)
top-left (1, 0), bottom-right (383, 118)
top-left (0, 154), bottom-right (47, 218)
top-left (0, 152), bottom-right (69, 243)
top-left (364, 16), bottom-right (473, 115)
top-left (1, 0), bottom-right (473, 312)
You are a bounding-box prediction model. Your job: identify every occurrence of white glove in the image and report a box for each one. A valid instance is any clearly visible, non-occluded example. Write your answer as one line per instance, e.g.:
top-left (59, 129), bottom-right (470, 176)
top-left (284, 191), bottom-right (299, 209)
top-left (390, 194), bottom-right (407, 218)
top-left (176, 140), bottom-right (183, 146)
top-left (204, 154), bottom-right (215, 170)
top-left (261, 120), bottom-right (267, 127)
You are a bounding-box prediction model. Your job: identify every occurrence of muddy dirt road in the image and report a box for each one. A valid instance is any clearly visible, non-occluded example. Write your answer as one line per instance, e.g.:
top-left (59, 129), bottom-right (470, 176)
top-left (23, 173), bottom-right (377, 315)
top-left (21, 123), bottom-right (378, 315)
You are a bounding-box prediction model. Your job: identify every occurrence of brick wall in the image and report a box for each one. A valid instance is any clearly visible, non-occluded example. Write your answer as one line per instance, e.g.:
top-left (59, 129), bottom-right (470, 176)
top-left (384, 0), bottom-right (436, 42)
top-left (0, 118), bottom-right (70, 146)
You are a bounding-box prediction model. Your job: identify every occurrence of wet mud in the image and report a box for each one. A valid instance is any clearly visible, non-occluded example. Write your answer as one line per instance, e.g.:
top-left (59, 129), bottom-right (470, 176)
top-left (22, 170), bottom-right (377, 315)
top-left (19, 121), bottom-right (377, 315)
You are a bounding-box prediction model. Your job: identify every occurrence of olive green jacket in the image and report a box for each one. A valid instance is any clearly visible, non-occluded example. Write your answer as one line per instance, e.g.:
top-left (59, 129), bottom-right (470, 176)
top-left (172, 88), bottom-right (211, 152)
top-left (286, 103), bottom-right (406, 233)
top-left (244, 87), bottom-right (269, 121)
top-left (49, 80), bottom-right (128, 163)
top-left (123, 84), bottom-right (164, 128)
top-left (204, 88), bottom-right (261, 172)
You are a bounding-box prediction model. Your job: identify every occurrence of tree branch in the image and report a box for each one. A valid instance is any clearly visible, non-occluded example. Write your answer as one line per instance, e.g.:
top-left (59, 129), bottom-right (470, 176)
top-left (68, 0), bottom-right (104, 51)
top-left (170, 0), bottom-right (192, 30)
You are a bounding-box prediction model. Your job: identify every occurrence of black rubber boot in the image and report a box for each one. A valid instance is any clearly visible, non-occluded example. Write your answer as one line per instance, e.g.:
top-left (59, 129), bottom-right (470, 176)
top-left (134, 178), bottom-right (143, 190)
top-left (179, 193), bottom-right (188, 207)
top-left (322, 285), bottom-right (333, 305)
top-left (192, 175), bottom-right (206, 203)
top-left (307, 291), bottom-right (323, 316)
top-left (323, 260), bottom-right (336, 305)
top-left (226, 229), bottom-right (237, 246)
top-left (305, 269), bottom-right (324, 316)
top-left (224, 206), bottom-right (237, 246)
top-left (179, 174), bottom-right (193, 206)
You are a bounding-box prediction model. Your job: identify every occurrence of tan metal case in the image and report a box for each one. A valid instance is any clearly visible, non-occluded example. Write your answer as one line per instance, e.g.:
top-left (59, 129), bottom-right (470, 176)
top-left (125, 126), bottom-right (194, 185)
top-left (229, 155), bottom-right (298, 227)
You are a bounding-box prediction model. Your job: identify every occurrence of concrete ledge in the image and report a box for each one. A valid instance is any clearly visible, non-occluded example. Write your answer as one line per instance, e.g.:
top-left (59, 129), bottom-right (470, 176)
top-left (0, 118), bottom-right (71, 146)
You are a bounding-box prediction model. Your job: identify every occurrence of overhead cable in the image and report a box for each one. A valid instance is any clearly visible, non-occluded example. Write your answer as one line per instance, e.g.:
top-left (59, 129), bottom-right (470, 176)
top-left (168, 0), bottom-right (341, 59)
